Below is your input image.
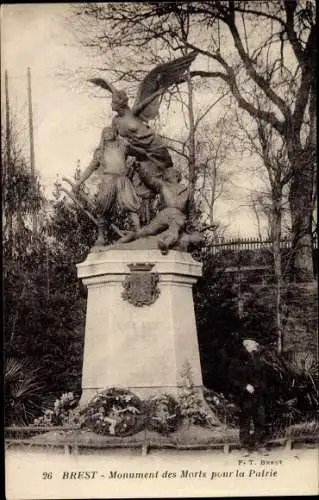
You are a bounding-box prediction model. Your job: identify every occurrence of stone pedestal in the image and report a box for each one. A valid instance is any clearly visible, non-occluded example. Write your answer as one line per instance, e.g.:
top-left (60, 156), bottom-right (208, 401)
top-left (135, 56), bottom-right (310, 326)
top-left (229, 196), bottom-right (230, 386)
top-left (77, 249), bottom-right (203, 406)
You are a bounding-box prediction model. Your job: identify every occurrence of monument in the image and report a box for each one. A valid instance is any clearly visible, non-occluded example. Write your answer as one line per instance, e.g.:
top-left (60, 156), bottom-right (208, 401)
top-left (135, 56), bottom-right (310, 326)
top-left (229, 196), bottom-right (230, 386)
top-left (77, 249), bottom-right (203, 404)
top-left (65, 51), bottom-right (208, 407)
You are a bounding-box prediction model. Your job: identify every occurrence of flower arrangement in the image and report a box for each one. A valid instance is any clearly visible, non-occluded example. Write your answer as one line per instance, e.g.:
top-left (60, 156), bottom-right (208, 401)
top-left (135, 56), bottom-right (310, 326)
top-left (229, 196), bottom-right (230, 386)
top-left (33, 392), bottom-right (80, 426)
top-left (145, 393), bottom-right (183, 435)
top-left (31, 381), bottom-right (237, 437)
top-left (80, 388), bottom-right (144, 436)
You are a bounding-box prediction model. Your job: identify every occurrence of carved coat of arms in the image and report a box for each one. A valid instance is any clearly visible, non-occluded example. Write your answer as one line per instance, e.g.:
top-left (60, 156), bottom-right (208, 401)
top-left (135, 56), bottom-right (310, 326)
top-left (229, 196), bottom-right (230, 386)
top-left (122, 263), bottom-right (160, 307)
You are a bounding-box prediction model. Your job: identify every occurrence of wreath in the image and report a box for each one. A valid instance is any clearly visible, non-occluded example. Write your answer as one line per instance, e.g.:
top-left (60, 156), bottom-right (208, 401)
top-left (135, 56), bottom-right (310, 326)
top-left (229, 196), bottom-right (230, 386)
top-left (145, 393), bottom-right (183, 435)
top-left (80, 388), bottom-right (144, 437)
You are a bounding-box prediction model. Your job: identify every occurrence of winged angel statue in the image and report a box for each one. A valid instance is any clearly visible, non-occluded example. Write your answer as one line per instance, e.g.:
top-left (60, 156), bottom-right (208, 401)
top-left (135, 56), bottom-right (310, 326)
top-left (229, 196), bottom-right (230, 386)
top-left (90, 50), bottom-right (198, 172)
top-left (63, 51), bottom-right (201, 251)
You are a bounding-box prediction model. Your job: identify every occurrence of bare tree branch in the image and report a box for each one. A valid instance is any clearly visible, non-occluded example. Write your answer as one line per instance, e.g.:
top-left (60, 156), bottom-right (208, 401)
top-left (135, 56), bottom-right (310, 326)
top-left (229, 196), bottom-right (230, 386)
top-left (283, 0), bottom-right (305, 64)
top-left (226, 13), bottom-right (292, 121)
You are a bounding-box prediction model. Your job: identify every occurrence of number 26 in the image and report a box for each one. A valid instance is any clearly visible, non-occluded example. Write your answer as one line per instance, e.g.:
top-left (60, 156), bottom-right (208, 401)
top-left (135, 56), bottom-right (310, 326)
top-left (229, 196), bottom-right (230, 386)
top-left (42, 472), bottom-right (53, 479)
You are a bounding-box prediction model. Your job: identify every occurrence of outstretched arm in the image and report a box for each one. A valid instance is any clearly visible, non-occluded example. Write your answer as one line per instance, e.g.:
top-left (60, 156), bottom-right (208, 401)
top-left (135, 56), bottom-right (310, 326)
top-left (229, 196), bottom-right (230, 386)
top-left (74, 128), bottom-right (108, 188)
top-left (75, 150), bottom-right (100, 189)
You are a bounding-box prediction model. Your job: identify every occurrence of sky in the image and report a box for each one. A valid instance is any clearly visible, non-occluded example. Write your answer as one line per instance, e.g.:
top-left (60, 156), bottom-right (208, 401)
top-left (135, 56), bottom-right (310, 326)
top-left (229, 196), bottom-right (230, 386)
top-left (1, 3), bottom-right (266, 238)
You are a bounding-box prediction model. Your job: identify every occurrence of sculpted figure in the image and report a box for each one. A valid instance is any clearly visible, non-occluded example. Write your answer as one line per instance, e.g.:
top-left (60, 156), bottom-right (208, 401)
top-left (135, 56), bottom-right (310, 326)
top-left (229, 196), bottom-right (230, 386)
top-left (89, 51), bottom-right (198, 177)
top-left (119, 164), bottom-right (191, 254)
top-left (110, 90), bottom-right (173, 174)
top-left (67, 51), bottom-right (200, 250)
top-left (73, 127), bottom-right (140, 246)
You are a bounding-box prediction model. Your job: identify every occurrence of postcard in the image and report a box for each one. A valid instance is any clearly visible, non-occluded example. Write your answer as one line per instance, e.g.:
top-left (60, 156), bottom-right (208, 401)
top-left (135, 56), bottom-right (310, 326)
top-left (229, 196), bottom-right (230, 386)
top-left (3, 3), bottom-right (318, 499)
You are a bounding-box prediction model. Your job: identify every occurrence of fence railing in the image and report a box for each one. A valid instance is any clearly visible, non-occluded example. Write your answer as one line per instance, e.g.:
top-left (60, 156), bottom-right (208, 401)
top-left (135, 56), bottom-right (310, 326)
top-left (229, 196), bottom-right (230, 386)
top-left (212, 235), bottom-right (318, 254)
top-left (5, 419), bottom-right (319, 455)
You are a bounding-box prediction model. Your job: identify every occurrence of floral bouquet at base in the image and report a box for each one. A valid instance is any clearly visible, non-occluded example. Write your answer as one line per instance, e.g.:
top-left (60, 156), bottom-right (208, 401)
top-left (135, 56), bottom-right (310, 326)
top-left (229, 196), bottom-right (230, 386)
top-left (80, 388), bottom-right (144, 437)
top-left (145, 393), bottom-right (183, 435)
top-left (33, 392), bottom-right (80, 427)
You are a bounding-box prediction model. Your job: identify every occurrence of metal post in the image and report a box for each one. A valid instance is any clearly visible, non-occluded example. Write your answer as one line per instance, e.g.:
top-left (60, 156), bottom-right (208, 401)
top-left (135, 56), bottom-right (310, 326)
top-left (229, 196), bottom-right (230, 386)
top-left (4, 70), bottom-right (13, 243)
top-left (27, 67), bottom-right (38, 235)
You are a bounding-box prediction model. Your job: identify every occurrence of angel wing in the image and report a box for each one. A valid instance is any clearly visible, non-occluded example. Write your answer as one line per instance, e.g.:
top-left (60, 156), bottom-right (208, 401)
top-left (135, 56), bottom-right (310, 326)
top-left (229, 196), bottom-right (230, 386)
top-left (131, 51), bottom-right (198, 121)
top-left (88, 78), bottom-right (118, 94)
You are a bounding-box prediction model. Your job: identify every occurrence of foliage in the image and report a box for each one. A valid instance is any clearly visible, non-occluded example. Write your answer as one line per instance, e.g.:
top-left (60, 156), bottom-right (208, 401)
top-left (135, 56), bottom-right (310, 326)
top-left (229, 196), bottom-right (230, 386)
top-left (238, 282), bottom-right (318, 354)
top-left (193, 245), bottom-right (245, 392)
top-left (289, 351), bottom-right (318, 379)
top-left (241, 287), bottom-right (279, 347)
top-left (285, 420), bottom-right (319, 438)
top-left (50, 177), bottom-right (96, 259)
top-left (4, 357), bottom-right (46, 426)
top-left (3, 158), bottom-right (43, 217)
top-left (283, 352), bottom-right (318, 418)
top-left (80, 388), bottom-right (144, 437)
top-left (4, 236), bottom-right (87, 398)
top-left (145, 393), bottom-right (183, 435)
top-left (2, 126), bottom-right (44, 229)
top-left (193, 253), bottom-right (318, 434)
top-left (254, 348), bottom-right (319, 435)
top-left (203, 388), bottom-right (239, 428)
top-left (281, 284), bottom-right (318, 354)
top-left (4, 168), bottom-right (94, 405)
top-left (2, 119), bottom-right (86, 418)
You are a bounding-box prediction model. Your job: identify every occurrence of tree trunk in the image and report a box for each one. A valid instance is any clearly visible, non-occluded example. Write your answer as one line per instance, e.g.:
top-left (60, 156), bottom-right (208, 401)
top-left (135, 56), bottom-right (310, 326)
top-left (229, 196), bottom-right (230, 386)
top-left (271, 196), bottom-right (282, 280)
top-left (271, 196), bottom-right (283, 353)
top-left (209, 167), bottom-right (217, 226)
top-left (288, 148), bottom-right (315, 282)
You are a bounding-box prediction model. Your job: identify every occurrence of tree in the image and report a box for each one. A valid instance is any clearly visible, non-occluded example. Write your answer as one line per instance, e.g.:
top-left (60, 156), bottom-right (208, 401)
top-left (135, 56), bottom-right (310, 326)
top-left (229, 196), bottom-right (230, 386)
top-left (195, 116), bottom-right (234, 229)
top-left (2, 125), bottom-right (43, 255)
top-left (152, 1), bottom-right (316, 281)
top-left (2, 119), bottom-right (93, 406)
top-left (4, 181), bottom-right (91, 403)
top-left (2, 117), bottom-right (56, 421)
top-left (76, 2), bottom-right (317, 281)
top-left (230, 105), bottom-right (294, 352)
top-left (2, 115), bottom-right (45, 352)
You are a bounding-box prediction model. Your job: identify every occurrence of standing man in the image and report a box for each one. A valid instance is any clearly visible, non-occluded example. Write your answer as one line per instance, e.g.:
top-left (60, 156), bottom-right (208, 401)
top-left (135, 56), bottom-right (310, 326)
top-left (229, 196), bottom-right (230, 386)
top-left (229, 339), bottom-right (269, 453)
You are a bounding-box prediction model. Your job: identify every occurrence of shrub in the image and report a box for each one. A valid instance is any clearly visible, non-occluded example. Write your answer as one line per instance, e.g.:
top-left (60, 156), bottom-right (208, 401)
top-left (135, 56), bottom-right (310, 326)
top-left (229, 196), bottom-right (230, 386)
top-left (204, 388), bottom-right (239, 428)
top-left (178, 361), bottom-right (219, 427)
top-left (254, 348), bottom-right (319, 435)
top-left (5, 357), bottom-right (46, 426)
top-left (286, 420), bottom-right (319, 437)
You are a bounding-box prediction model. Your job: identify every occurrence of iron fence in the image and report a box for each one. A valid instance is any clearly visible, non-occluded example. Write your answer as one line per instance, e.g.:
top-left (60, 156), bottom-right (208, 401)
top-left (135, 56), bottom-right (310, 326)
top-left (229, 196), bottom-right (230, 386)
top-left (212, 235), bottom-right (318, 254)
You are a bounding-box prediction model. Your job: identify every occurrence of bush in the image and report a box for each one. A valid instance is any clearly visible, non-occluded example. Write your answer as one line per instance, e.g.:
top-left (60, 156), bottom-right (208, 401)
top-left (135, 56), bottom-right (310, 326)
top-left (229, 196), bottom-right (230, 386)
top-left (204, 388), bottom-right (239, 428)
top-left (286, 420), bottom-right (319, 437)
top-left (5, 357), bottom-right (46, 426)
top-left (178, 361), bottom-right (220, 427)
